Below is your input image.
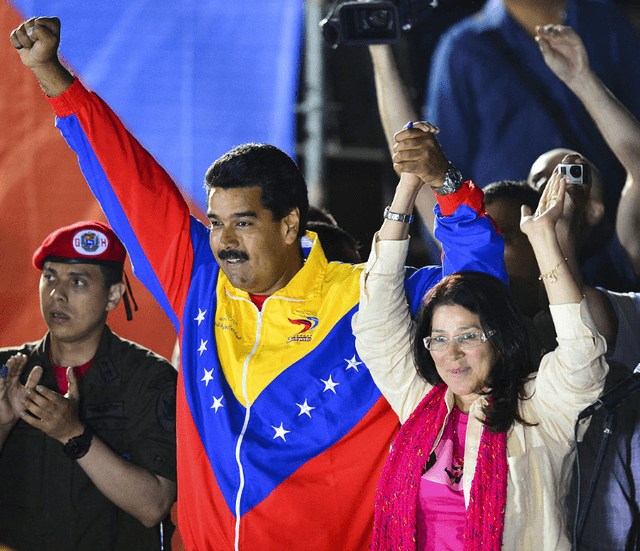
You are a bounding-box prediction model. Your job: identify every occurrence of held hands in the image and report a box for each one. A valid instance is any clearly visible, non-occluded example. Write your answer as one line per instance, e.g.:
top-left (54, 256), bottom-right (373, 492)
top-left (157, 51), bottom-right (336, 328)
top-left (0, 354), bottom-right (42, 429)
top-left (535, 25), bottom-right (590, 89)
top-left (21, 367), bottom-right (84, 444)
top-left (392, 122), bottom-right (450, 192)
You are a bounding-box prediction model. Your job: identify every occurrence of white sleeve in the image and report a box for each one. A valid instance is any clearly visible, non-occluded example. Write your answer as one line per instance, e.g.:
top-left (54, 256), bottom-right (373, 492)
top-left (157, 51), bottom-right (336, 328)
top-left (352, 234), bottom-right (431, 423)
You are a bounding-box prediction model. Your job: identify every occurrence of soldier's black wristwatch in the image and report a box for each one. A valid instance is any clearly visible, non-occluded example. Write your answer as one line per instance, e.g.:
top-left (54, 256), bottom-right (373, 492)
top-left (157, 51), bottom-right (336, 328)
top-left (63, 425), bottom-right (93, 460)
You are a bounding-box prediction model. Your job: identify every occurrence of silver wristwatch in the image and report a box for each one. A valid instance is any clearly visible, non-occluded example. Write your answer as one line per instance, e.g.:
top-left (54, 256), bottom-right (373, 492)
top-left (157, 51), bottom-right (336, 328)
top-left (383, 206), bottom-right (414, 224)
top-left (435, 164), bottom-right (464, 196)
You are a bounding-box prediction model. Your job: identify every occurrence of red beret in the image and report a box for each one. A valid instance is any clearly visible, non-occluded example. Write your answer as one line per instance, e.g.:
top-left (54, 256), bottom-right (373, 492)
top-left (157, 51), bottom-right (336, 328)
top-left (33, 221), bottom-right (126, 269)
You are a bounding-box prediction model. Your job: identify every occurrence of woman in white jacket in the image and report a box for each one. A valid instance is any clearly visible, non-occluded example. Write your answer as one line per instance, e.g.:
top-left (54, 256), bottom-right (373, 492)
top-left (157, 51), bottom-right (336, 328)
top-left (353, 154), bottom-right (607, 551)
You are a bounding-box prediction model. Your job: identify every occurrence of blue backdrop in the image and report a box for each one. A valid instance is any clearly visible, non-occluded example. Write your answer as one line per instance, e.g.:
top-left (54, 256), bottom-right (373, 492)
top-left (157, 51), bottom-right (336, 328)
top-left (11, 0), bottom-right (304, 211)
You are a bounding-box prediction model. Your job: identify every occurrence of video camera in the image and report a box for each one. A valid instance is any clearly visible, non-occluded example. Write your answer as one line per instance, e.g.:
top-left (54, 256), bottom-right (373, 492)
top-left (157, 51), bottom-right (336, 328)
top-left (320, 0), bottom-right (437, 47)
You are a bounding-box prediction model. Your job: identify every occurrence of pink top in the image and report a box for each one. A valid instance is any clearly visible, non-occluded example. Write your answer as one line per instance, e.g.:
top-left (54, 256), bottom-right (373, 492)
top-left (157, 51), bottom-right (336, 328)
top-left (417, 406), bottom-right (468, 551)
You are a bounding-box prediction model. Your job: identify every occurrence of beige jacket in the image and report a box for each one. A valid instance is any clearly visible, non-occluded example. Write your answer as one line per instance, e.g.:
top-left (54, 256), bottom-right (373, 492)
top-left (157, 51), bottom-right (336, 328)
top-left (352, 237), bottom-right (608, 551)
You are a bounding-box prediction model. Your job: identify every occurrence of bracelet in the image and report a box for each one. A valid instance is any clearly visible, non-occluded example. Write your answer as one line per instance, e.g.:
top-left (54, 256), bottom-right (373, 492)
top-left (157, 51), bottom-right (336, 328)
top-left (383, 206), bottom-right (414, 224)
top-left (538, 257), bottom-right (568, 283)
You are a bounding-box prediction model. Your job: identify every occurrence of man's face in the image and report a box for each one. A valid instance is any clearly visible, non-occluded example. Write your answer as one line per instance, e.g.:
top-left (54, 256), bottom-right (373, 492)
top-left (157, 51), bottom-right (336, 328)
top-left (207, 186), bottom-right (300, 295)
top-left (527, 148), bottom-right (574, 192)
top-left (40, 261), bottom-right (113, 345)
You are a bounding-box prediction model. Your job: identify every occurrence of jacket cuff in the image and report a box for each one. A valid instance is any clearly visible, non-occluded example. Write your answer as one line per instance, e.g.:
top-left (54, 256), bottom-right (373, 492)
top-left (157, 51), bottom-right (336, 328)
top-left (435, 180), bottom-right (485, 217)
top-left (47, 78), bottom-right (90, 117)
top-left (363, 232), bottom-right (410, 276)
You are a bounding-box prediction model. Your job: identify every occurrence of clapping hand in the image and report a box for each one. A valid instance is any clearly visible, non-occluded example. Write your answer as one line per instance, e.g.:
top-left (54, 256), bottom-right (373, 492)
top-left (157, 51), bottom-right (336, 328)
top-left (21, 367), bottom-right (84, 444)
top-left (0, 354), bottom-right (42, 429)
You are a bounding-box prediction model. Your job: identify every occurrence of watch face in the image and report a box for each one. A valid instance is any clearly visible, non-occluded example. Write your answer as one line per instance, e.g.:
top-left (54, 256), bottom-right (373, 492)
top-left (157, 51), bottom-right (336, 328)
top-left (63, 429), bottom-right (93, 459)
top-left (438, 166), bottom-right (463, 195)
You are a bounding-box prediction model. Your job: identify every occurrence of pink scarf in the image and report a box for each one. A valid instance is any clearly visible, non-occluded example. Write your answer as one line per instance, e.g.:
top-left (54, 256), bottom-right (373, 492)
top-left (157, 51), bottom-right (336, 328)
top-left (372, 384), bottom-right (508, 551)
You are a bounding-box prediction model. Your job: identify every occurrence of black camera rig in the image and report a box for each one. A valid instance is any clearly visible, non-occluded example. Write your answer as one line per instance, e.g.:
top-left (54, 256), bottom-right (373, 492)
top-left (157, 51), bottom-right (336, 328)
top-left (320, 0), bottom-right (439, 47)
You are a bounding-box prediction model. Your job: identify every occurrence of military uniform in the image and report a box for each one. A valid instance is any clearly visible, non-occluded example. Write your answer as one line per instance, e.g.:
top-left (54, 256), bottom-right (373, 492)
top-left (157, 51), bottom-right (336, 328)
top-left (0, 326), bottom-right (177, 551)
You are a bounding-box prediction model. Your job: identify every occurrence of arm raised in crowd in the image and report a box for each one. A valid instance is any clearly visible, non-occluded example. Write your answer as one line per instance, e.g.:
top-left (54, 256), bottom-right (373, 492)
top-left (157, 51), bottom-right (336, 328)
top-left (537, 24), bottom-right (640, 277)
top-left (379, 121), bottom-right (447, 242)
top-left (520, 168), bottom-right (583, 306)
top-left (369, 45), bottom-right (439, 243)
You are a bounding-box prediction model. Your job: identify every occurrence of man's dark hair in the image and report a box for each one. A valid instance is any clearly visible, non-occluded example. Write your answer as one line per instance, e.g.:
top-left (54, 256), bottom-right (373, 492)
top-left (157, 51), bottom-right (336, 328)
top-left (307, 221), bottom-right (361, 263)
top-left (307, 205), bottom-right (338, 226)
top-left (99, 262), bottom-right (124, 289)
top-left (483, 179), bottom-right (541, 211)
top-left (413, 271), bottom-right (535, 433)
top-left (204, 143), bottom-right (309, 239)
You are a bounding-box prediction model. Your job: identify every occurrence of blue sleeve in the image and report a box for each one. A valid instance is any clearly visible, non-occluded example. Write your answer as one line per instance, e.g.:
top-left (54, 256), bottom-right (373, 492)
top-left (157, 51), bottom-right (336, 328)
top-left (403, 184), bottom-right (507, 316)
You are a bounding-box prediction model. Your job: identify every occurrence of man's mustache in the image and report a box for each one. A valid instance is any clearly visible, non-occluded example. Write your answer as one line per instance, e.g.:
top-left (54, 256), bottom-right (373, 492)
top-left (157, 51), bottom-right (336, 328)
top-left (218, 249), bottom-right (249, 262)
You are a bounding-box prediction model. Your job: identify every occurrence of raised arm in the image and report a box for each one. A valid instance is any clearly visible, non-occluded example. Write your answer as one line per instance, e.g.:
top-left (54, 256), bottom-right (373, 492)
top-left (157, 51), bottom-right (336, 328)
top-left (520, 167), bottom-right (608, 440)
top-left (378, 121), bottom-right (447, 242)
top-left (369, 45), bottom-right (439, 242)
top-left (10, 17), bottom-right (195, 330)
top-left (355, 121), bottom-right (506, 420)
top-left (355, 122), bottom-right (448, 421)
top-left (537, 24), bottom-right (640, 277)
top-left (520, 168), bottom-right (582, 305)
top-left (9, 17), bottom-right (74, 97)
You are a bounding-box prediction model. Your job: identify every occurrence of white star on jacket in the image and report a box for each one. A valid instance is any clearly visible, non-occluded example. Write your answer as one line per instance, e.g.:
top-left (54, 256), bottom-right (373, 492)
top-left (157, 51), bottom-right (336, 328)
top-left (194, 308), bottom-right (207, 326)
top-left (198, 339), bottom-right (208, 356)
top-left (202, 368), bottom-right (214, 386)
top-left (321, 375), bottom-right (339, 394)
top-left (211, 396), bottom-right (224, 412)
top-left (296, 399), bottom-right (316, 418)
top-left (272, 423), bottom-right (290, 441)
top-left (345, 355), bottom-right (362, 372)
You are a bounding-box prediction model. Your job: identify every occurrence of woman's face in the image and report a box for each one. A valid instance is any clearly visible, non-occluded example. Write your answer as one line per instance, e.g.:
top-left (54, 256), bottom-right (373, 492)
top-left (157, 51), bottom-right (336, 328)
top-left (429, 304), bottom-right (500, 412)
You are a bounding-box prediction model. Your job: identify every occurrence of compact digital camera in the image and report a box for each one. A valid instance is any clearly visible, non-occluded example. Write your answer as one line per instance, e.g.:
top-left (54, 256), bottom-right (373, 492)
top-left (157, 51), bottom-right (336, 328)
top-left (558, 163), bottom-right (585, 185)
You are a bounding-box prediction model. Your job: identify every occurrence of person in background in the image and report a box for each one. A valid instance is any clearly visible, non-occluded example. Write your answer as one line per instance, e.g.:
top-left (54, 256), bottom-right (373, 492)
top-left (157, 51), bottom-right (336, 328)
top-left (369, 0), bottom-right (640, 249)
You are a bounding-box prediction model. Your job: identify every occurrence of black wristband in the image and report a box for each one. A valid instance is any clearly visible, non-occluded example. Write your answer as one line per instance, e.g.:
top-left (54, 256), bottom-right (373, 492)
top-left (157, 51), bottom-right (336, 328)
top-left (63, 425), bottom-right (93, 460)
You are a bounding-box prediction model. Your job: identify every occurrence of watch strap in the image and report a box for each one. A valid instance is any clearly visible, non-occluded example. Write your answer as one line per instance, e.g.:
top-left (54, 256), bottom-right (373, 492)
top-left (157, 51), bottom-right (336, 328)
top-left (383, 206), bottom-right (414, 224)
top-left (63, 425), bottom-right (93, 460)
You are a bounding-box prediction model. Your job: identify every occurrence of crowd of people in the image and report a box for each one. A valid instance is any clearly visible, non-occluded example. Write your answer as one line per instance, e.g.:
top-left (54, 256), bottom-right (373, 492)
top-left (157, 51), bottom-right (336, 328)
top-left (2, 1), bottom-right (640, 550)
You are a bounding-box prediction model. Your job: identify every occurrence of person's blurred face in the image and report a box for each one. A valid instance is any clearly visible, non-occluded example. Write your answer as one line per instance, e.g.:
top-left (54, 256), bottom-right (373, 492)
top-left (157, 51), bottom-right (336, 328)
top-left (528, 148), bottom-right (605, 206)
top-left (207, 186), bottom-right (301, 295)
top-left (529, 150), bottom-right (605, 244)
top-left (486, 197), bottom-right (542, 317)
top-left (527, 148), bottom-right (574, 193)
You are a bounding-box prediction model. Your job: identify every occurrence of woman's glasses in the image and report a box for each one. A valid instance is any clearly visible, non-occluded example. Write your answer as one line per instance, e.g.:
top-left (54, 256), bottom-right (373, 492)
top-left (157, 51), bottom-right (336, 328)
top-left (423, 330), bottom-right (495, 351)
